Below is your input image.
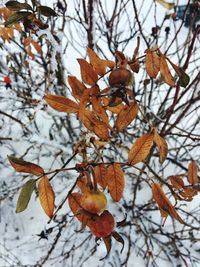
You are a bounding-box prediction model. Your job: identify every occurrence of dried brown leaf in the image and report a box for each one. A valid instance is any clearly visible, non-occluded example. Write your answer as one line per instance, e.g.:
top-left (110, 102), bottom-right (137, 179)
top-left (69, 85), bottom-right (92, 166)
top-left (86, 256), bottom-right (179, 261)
top-left (115, 102), bottom-right (138, 131)
top-left (153, 129), bottom-right (168, 163)
top-left (44, 94), bottom-right (79, 113)
top-left (128, 131), bottom-right (154, 165)
top-left (107, 163), bottom-right (124, 202)
top-left (77, 58), bottom-right (98, 85)
top-left (38, 176), bottom-right (55, 218)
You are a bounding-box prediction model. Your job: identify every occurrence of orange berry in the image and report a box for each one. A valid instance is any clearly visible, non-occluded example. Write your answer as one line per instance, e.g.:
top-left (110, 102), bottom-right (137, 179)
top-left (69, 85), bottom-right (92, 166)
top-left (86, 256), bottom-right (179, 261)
top-left (87, 210), bottom-right (115, 238)
top-left (109, 68), bottom-right (131, 87)
top-left (80, 190), bottom-right (107, 214)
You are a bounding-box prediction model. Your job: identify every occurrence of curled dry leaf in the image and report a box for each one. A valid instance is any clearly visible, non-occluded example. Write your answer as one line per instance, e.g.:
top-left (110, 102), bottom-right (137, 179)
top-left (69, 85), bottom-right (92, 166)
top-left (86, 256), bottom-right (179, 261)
top-left (16, 179), bottom-right (36, 213)
top-left (169, 175), bottom-right (184, 190)
top-left (106, 163), bottom-right (124, 202)
top-left (8, 155), bottom-right (44, 176)
top-left (153, 129), bottom-right (168, 163)
top-left (68, 76), bottom-right (87, 100)
top-left (112, 231), bottom-right (125, 253)
top-left (128, 131), bottom-right (154, 165)
top-left (188, 160), bottom-right (198, 185)
top-left (38, 176), bottom-right (55, 218)
top-left (115, 102), bottom-right (138, 131)
top-left (145, 49), bottom-right (160, 78)
top-left (44, 94), bottom-right (79, 113)
top-left (152, 183), bottom-right (184, 224)
top-left (77, 58), bottom-right (98, 85)
top-left (101, 236), bottom-right (112, 261)
top-left (160, 54), bottom-right (175, 87)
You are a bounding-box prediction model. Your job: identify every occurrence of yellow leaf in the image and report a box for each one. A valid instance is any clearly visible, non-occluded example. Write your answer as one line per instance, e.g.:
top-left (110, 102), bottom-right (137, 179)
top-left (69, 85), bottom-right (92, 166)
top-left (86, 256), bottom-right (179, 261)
top-left (188, 160), bottom-right (198, 185)
top-left (160, 54), bottom-right (175, 87)
top-left (156, 0), bottom-right (175, 10)
top-left (8, 156), bottom-right (44, 176)
top-left (153, 129), bottom-right (168, 163)
top-left (115, 102), bottom-right (138, 131)
top-left (77, 58), bottom-right (98, 85)
top-left (68, 76), bottom-right (87, 100)
top-left (145, 49), bottom-right (160, 78)
top-left (38, 176), bottom-right (55, 218)
top-left (44, 94), bottom-right (79, 113)
top-left (152, 183), bottom-right (184, 224)
top-left (128, 131), bottom-right (154, 165)
top-left (107, 163), bottom-right (124, 202)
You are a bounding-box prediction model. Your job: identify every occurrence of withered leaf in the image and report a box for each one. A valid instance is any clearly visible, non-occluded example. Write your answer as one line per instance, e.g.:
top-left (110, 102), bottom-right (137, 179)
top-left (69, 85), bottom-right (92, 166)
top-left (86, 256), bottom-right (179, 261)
top-left (87, 47), bottom-right (106, 76)
top-left (107, 163), bottom-right (124, 202)
top-left (68, 76), bottom-right (87, 100)
top-left (94, 164), bottom-right (108, 189)
top-left (160, 54), bottom-right (175, 87)
top-left (188, 160), bottom-right (198, 185)
top-left (100, 236), bottom-right (112, 261)
top-left (16, 179), bottom-right (36, 213)
top-left (112, 231), bottom-right (124, 252)
top-left (169, 175), bottom-right (184, 189)
top-left (156, 0), bottom-right (175, 9)
top-left (38, 176), bottom-right (55, 218)
top-left (44, 94), bottom-right (79, 113)
top-left (115, 102), bottom-right (138, 131)
top-left (77, 58), bottom-right (98, 85)
top-left (145, 49), bottom-right (160, 78)
top-left (152, 183), bottom-right (184, 224)
top-left (167, 59), bottom-right (190, 88)
top-left (153, 129), bottom-right (168, 163)
top-left (128, 131), bottom-right (154, 165)
top-left (8, 156), bottom-right (44, 176)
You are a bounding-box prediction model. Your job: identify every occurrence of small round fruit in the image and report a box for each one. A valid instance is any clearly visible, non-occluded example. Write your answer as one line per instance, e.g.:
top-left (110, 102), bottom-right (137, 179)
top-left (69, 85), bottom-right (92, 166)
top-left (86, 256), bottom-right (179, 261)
top-left (88, 210), bottom-right (115, 238)
top-left (109, 68), bottom-right (131, 87)
top-left (80, 190), bottom-right (107, 214)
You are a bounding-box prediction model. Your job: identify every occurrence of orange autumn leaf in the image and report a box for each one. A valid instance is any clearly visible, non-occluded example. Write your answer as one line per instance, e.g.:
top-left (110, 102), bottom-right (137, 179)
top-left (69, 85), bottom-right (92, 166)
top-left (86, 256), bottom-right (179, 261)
top-left (160, 54), bottom-right (175, 87)
top-left (115, 102), bottom-right (138, 131)
top-left (102, 97), bottom-right (124, 114)
top-left (128, 131), bottom-right (154, 165)
top-left (152, 183), bottom-right (184, 224)
top-left (44, 94), bottom-right (79, 113)
top-left (38, 176), bottom-right (55, 218)
top-left (68, 76), bottom-right (87, 100)
top-left (169, 175), bottom-right (184, 189)
top-left (77, 58), bottom-right (98, 85)
top-left (94, 164), bottom-right (108, 189)
top-left (153, 129), bottom-right (168, 163)
top-left (87, 47), bottom-right (107, 76)
top-left (187, 160), bottom-right (198, 185)
top-left (80, 110), bottom-right (109, 139)
top-left (91, 89), bottom-right (110, 128)
top-left (106, 163), bottom-right (124, 202)
top-left (145, 49), bottom-right (160, 78)
top-left (8, 156), bottom-right (44, 176)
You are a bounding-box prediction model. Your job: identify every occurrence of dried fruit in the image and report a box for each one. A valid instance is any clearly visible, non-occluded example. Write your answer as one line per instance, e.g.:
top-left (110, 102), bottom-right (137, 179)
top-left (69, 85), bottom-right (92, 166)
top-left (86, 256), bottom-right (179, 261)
top-left (80, 190), bottom-right (107, 214)
top-left (109, 68), bottom-right (131, 87)
top-left (88, 210), bottom-right (115, 237)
